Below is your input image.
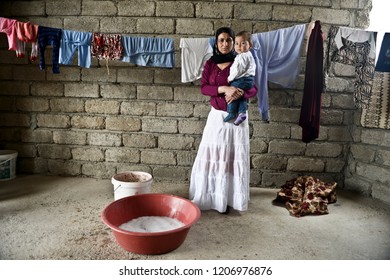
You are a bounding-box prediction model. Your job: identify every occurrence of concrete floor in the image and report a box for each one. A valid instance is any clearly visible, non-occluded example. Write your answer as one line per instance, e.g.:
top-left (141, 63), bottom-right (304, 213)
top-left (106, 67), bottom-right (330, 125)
top-left (0, 174), bottom-right (389, 260)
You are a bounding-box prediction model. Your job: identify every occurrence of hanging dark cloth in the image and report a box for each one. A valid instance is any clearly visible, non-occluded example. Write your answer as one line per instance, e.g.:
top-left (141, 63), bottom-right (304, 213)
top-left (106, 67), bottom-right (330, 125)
top-left (375, 33), bottom-right (390, 72)
top-left (299, 20), bottom-right (324, 143)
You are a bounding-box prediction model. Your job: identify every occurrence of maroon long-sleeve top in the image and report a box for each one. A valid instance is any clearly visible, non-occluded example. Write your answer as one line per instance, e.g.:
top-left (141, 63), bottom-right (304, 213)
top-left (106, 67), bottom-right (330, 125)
top-left (200, 59), bottom-right (257, 111)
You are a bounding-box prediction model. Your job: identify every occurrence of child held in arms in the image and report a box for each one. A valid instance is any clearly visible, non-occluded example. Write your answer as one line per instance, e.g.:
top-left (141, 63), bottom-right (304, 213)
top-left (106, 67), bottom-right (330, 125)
top-left (224, 31), bottom-right (256, 126)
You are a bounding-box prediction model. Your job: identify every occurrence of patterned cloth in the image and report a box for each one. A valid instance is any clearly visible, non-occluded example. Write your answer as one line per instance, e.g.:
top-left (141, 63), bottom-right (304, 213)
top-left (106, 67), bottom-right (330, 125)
top-left (326, 26), bottom-right (375, 108)
top-left (273, 176), bottom-right (337, 217)
top-left (361, 71), bottom-right (390, 129)
top-left (91, 33), bottom-right (123, 60)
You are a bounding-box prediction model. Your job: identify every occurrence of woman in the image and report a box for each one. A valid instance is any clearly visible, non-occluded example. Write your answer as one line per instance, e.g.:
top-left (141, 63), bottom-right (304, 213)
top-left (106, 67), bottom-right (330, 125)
top-left (189, 27), bottom-right (257, 213)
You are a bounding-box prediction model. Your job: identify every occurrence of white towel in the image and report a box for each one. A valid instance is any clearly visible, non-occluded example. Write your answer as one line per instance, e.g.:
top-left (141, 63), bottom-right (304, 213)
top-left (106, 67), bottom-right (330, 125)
top-left (180, 37), bottom-right (213, 83)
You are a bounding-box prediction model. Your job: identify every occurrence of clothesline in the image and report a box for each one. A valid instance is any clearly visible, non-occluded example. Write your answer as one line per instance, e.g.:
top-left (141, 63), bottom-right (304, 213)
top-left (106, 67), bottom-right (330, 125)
top-left (2, 16), bottom-right (389, 132)
top-left (0, 17), bottom-right (175, 74)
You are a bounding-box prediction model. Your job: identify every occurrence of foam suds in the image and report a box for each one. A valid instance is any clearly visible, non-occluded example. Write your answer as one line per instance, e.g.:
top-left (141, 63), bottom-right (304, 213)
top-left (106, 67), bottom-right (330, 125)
top-left (119, 216), bottom-right (185, 233)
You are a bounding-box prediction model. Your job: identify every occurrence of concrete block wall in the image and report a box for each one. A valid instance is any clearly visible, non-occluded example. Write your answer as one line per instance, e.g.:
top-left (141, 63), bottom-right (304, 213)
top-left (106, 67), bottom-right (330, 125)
top-left (1, 0), bottom-right (388, 204)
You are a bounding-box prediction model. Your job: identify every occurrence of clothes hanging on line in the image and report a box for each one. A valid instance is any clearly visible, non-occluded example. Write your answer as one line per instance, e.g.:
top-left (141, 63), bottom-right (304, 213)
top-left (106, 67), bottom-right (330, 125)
top-left (360, 71), bottom-right (390, 129)
top-left (0, 18), bottom-right (25, 58)
top-left (91, 32), bottom-right (123, 74)
top-left (121, 36), bottom-right (174, 68)
top-left (59, 30), bottom-right (92, 68)
top-left (15, 21), bottom-right (38, 61)
top-left (251, 24), bottom-right (306, 121)
top-left (180, 37), bottom-right (213, 83)
top-left (333, 26), bottom-right (376, 59)
top-left (326, 26), bottom-right (376, 108)
top-left (0, 17), bottom-right (19, 51)
top-left (1, 17), bottom-right (176, 73)
top-left (375, 32), bottom-right (390, 72)
top-left (38, 26), bottom-right (62, 74)
top-left (91, 32), bottom-right (123, 61)
top-left (299, 20), bottom-right (324, 143)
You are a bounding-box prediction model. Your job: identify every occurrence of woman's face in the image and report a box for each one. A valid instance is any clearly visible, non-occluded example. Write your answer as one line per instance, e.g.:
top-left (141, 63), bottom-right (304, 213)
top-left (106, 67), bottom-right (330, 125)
top-left (217, 32), bottom-right (234, 54)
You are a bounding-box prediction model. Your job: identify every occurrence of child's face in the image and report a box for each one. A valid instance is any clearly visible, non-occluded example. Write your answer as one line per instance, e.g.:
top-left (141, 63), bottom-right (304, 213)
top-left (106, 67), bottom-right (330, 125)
top-left (234, 36), bottom-right (251, 54)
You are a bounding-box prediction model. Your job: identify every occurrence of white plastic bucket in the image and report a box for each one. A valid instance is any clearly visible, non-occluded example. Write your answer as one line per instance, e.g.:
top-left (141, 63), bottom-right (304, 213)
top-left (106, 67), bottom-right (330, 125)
top-left (112, 171), bottom-right (153, 200)
top-left (0, 150), bottom-right (18, 181)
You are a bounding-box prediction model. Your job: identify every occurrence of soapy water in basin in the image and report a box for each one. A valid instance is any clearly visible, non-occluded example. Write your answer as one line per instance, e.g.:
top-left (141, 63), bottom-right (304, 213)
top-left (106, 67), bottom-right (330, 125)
top-left (119, 216), bottom-right (185, 233)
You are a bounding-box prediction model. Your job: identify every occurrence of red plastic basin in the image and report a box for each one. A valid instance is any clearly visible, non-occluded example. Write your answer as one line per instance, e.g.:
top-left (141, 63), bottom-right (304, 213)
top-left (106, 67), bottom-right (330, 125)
top-left (101, 193), bottom-right (201, 255)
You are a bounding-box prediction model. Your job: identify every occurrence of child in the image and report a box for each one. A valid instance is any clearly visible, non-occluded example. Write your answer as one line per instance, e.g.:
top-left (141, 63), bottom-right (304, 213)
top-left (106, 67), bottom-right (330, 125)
top-left (224, 31), bottom-right (256, 125)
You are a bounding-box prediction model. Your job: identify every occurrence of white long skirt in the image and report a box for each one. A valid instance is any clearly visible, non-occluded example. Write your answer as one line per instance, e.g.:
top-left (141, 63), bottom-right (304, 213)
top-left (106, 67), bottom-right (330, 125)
top-left (189, 107), bottom-right (250, 213)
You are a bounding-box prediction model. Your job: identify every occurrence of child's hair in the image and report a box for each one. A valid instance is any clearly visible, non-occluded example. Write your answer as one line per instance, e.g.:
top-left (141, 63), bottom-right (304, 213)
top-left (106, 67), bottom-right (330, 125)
top-left (235, 31), bottom-right (253, 45)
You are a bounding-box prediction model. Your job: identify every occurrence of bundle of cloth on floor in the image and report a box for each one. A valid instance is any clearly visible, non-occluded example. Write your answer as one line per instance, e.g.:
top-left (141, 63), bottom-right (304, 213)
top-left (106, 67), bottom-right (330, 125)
top-left (273, 175), bottom-right (337, 217)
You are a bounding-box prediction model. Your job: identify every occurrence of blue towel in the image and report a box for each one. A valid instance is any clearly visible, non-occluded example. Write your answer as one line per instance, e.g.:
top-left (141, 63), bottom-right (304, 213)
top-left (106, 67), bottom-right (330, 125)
top-left (121, 36), bottom-right (174, 68)
top-left (59, 30), bottom-right (92, 68)
top-left (252, 24), bottom-right (306, 121)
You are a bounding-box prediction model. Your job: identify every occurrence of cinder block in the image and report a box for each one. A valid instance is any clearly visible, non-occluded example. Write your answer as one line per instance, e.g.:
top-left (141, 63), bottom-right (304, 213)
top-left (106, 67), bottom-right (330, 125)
top-left (287, 157), bottom-right (325, 172)
top-left (118, 1), bottom-right (155, 17)
top-left (157, 102), bottom-right (194, 117)
top-left (158, 134), bottom-right (195, 150)
top-left (81, 162), bottom-right (116, 178)
top-left (121, 101), bottom-right (156, 116)
top-left (105, 148), bottom-right (140, 163)
top-left (141, 150), bottom-right (176, 165)
top-left (123, 133), bottom-right (157, 148)
top-left (21, 129), bottom-right (53, 143)
top-left (85, 100), bottom-right (120, 114)
top-left (32, 83), bottom-right (64, 97)
top-left (157, 2), bottom-right (194, 17)
top-left (71, 115), bottom-right (105, 129)
top-left (53, 130), bottom-right (87, 145)
top-left (87, 132), bottom-right (122, 147)
top-left (15, 97), bottom-right (49, 112)
top-left (105, 116), bottom-right (141, 132)
top-left (142, 119), bottom-right (177, 133)
top-left (72, 147), bottom-right (105, 162)
top-left (137, 18), bottom-right (174, 34)
top-left (312, 8), bottom-right (351, 25)
top-left (48, 159), bottom-right (81, 176)
top-left (38, 144), bottom-right (72, 160)
top-left (46, 0), bottom-right (81, 16)
top-left (37, 114), bottom-right (70, 128)
top-left (50, 98), bottom-right (84, 113)
top-left (176, 19), bottom-right (214, 35)
top-left (82, 1), bottom-right (117, 16)
top-left (234, 4), bottom-right (272, 20)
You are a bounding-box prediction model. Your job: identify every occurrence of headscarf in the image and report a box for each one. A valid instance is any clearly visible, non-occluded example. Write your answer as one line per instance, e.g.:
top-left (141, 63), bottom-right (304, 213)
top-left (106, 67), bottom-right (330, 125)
top-left (210, 27), bottom-right (236, 64)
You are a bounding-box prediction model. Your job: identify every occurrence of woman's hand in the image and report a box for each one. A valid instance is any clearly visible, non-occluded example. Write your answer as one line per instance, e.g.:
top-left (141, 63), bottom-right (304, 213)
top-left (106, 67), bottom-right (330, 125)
top-left (224, 87), bottom-right (244, 104)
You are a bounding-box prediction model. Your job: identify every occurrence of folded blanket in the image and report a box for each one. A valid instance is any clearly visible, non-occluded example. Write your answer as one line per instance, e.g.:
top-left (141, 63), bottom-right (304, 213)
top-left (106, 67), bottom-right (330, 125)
top-left (273, 176), bottom-right (337, 217)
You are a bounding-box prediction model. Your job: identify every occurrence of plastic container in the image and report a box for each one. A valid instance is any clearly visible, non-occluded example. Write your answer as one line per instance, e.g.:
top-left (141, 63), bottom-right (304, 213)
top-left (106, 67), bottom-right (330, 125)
top-left (101, 193), bottom-right (201, 255)
top-left (0, 150), bottom-right (18, 181)
top-left (111, 171), bottom-right (153, 200)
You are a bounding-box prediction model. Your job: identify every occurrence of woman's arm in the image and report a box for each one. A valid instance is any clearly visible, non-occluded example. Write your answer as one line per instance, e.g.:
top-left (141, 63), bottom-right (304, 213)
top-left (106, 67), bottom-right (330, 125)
top-left (243, 84), bottom-right (257, 99)
top-left (200, 61), bottom-right (219, 97)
